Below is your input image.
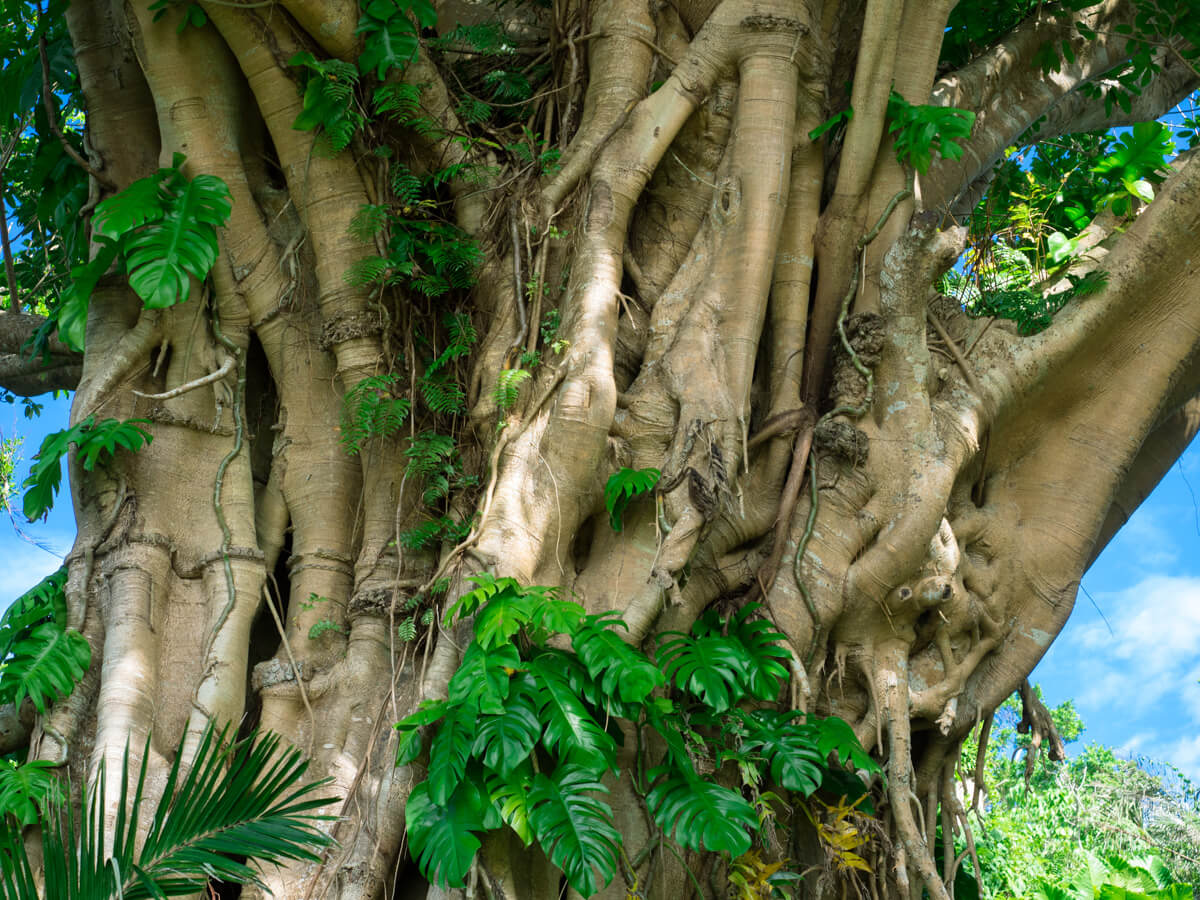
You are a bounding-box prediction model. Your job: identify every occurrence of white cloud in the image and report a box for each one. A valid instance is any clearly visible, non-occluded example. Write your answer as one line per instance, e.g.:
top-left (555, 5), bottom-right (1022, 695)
top-left (0, 534), bottom-right (68, 606)
top-left (1059, 575), bottom-right (1200, 754)
top-left (1116, 731), bottom-right (1154, 756)
top-left (1159, 734), bottom-right (1200, 781)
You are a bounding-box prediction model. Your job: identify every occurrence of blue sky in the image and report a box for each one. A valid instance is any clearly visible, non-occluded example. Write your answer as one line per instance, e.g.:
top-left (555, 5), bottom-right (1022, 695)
top-left (1034, 443), bottom-right (1200, 779)
top-left (3, 393), bottom-right (1200, 777)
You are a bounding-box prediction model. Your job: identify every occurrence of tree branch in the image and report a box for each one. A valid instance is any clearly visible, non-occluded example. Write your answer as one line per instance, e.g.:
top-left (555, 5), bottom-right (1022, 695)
top-left (0, 315), bottom-right (82, 394)
top-left (38, 27), bottom-right (117, 192)
top-left (921, 0), bottom-right (1137, 210)
top-left (1031, 51), bottom-right (1198, 146)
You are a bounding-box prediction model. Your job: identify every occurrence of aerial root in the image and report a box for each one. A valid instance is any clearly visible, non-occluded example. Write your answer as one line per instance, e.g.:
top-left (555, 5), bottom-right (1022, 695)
top-left (971, 712), bottom-right (992, 812)
top-left (942, 749), bottom-right (983, 895)
top-left (878, 652), bottom-right (952, 900)
top-left (1017, 678), bottom-right (1067, 780)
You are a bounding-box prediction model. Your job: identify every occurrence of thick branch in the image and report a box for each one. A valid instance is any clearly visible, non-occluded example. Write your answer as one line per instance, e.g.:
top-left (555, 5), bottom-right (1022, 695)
top-left (1089, 392), bottom-right (1200, 566)
top-left (921, 0), bottom-right (1137, 210)
top-left (0, 313), bottom-right (82, 394)
top-left (1032, 52), bottom-right (1198, 145)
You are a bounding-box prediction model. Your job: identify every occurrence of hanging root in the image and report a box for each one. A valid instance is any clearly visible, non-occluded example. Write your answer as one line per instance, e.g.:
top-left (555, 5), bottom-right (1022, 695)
top-left (877, 646), bottom-right (952, 900)
top-left (971, 712), bottom-right (992, 812)
top-left (1017, 678), bottom-right (1067, 780)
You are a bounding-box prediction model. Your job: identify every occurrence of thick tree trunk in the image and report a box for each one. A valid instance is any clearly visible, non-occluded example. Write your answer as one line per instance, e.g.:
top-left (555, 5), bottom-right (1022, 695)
top-left (31, 0), bottom-right (1200, 897)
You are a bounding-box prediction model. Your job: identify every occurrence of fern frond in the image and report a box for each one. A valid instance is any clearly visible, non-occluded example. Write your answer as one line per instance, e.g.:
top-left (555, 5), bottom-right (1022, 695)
top-left (494, 368), bottom-right (530, 411)
top-left (420, 371), bottom-right (467, 415)
top-left (340, 373), bottom-right (410, 453)
top-left (344, 256), bottom-right (390, 288)
top-left (374, 83), bottom-right (422, 122)
top-left (390, 165), bottom-right (423, 206)
top-left (348, 204), bottom-right (389, 241)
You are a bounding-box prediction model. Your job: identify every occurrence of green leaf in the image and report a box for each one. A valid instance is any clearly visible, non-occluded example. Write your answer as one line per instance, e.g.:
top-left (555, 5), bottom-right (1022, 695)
top-left (1, 623), bottom-right (90, 714)
top-left (1092, 122), bottom-right (1173, 182)
top-left (447, 642), bottom-right (520, 715)
top-left (356, 0), bottom-right (422, 79)
top-left (471, 677), bottom-right (541, 777)
top-left (124, 174), bottom-right (232, 309)
top-left (395, 726), bottom-right (422, 766)
top-left (816, 715), bottom-right (882, 776)
top-left (91, 174), bottom-right (167, 240)
top-left (604, 467), bottom-right (660, 532)
top-left (528, 766), bottom-right (621, 897)
top-left (473, 588), bottom-right (534, 650)
top-left (526, 595), bottom-right (584, 640)
top-left (405, 779), bottom-right (486, 888)
top-left (809, 107), bottom-right (853, 141)
top-left (657, 631), bottom-right (748, 713)
top-left (445, 573), bottom-right (522, 624)
top-left (693, 603), bottom-right (790, 701)
top-left (488, 770), bottom-right (535, 845)
top-left (571, 612), bottom-right (664, 705)
top-left (645, 766), bottom-right (756, 856)
top-left (0, 759), bottom-right (62, 827)
top-left (529, 654), bottom-right (616, 771)
top-left (22, 418), bottom-right (152, 521)
top-left (91, 161), bottom-right (232, 311)
top-left (427, 708), bottom-right (476, 804)
top-left (737, 710), bottom-right (825, 795)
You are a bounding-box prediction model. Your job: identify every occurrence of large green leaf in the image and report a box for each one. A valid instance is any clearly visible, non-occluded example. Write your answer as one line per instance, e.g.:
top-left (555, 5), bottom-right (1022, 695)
top-left (487, 768), bottom-right (535, 845)
top-left (444, 573), bottom-right (523, 623)
top-left (529, 655), bottom-right (616, 771)
top-left (473, 588), bottom-right (534, 650)
top-left (428, 708), bottom-right (476, 804)
top-left (737, 711), bottom-right (825, 795)
top-left (0, 566), bottom-right (67, 658)
top-left (0, 623), bottom-right (90, 714)
top-left (645, 766), bottom-right (756, 856)
top-left (816, 716), bottom-right (882, 776)
top-left (447, 642), bottom-right (519, 714)
top-left (356, 0), bottom-right (427, 80)
top-left (1092, 121), bottom-right (1173, 182)
top-left (91, 174), bottom-right (166, 240)
top-left (692, 604), bottom-right (790, 701)
top-left (405, 779), bottom-right (487, 889)
top-left (657, 631), bottom-right (748, 712)
top-left (571, 612), bottom-right (664, 705)
top-left (471, 676), bottom-right (541, 777)
top-left (604, 467), bottom-right (660, 532)
top-left (0, 760), bottom-right (62, 827)
top-left (124, 174), bottom-right (232, 309)
top-left (528, 766), bottom-right (621, 897)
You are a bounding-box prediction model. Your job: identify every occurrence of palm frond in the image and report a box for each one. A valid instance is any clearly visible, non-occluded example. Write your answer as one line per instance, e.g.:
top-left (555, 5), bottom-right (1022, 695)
top-left (15, 724), bottom-right (335, 900)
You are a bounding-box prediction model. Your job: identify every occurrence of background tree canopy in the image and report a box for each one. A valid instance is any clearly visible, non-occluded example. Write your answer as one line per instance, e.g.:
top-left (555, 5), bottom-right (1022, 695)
top-left (0, 0), bottom-right (1198, 896)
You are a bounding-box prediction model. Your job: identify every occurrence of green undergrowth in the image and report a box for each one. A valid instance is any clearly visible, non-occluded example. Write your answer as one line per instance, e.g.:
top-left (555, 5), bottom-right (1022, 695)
top-left (397, 576), bottom-right (881, 894)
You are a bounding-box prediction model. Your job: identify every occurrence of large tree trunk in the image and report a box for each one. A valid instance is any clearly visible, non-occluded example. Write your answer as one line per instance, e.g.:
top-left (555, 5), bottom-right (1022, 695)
top-left (29, 0), bottom-right (1199, 896)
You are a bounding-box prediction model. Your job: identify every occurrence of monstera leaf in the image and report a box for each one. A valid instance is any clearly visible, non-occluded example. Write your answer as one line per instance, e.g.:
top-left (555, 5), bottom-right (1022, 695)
top-left (646, 766), bottom-right (757, 857)
top-left (528, 766), bottom-right (622, 897)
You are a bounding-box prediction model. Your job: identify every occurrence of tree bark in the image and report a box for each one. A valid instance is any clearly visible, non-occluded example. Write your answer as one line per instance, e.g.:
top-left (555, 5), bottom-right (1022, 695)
top-left (25, 0), bottom-right (1200, 896)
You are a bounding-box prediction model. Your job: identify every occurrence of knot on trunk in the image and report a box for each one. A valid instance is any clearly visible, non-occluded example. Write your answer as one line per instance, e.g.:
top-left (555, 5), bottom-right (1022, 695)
top-left (830, 312), bottom-right (884, 406)
top-left (813, 418), bottom-right (868, 466)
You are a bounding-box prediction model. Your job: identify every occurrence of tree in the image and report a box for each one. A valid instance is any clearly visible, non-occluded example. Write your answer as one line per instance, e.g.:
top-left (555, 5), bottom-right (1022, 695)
top-left (0, 0), bottom-right (1198, 896)
top-left (962, 690), bottom-right (1200, 898)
